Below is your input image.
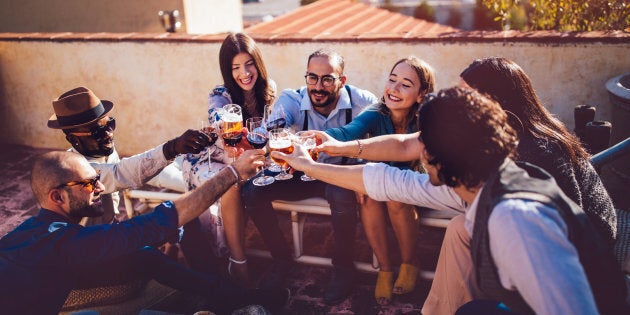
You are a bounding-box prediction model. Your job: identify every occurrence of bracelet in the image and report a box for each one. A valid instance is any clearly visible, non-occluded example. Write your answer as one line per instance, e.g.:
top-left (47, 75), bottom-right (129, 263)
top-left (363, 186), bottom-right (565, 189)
top-left (226, 164), bottom-right (241, 186)
top-left (353, 139), bottom-right (364, 158)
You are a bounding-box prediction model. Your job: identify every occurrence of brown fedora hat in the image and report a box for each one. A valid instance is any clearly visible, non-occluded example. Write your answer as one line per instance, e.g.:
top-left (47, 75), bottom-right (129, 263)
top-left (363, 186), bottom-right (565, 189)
top-left (47, 86), bottom-right (114, 129)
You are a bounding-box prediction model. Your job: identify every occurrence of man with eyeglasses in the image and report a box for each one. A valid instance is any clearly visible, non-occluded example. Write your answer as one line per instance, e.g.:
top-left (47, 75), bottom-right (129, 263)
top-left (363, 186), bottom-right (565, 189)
top-left (240, 48), bottom-right (378, 304)
top-left (48, 86), bottom-right (219, 274)
top-left (0, 150), bottom-right (293, 314)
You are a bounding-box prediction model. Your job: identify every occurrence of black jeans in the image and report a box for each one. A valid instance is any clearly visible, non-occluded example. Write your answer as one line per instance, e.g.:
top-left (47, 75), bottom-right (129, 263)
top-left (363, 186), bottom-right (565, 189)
top-left (241, 171), bottom-right (358, 269)
top-left (74, 246), bottom-right (273, 315)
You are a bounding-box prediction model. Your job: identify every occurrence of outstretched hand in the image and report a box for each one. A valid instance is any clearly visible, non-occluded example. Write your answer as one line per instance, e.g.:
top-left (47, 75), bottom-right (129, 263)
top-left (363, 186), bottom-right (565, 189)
top-left (271, 143), bottom-right (316, 173)
top-left (232, 149), bottom-right (266, 181)
top-left (164, 129), bottom-right (211, 160)
top-left (311, 130), bottom-right (351, 157)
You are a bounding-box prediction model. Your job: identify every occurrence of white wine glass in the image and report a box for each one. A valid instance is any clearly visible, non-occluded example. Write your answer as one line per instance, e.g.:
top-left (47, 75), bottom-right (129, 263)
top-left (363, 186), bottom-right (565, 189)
top-left (198, 119), bottom-right (219, 181)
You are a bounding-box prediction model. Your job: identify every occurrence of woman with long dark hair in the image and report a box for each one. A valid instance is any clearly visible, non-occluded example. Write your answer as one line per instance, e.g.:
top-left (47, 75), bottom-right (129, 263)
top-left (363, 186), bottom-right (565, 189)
top-left (182, 32), bottom-right (276, 287)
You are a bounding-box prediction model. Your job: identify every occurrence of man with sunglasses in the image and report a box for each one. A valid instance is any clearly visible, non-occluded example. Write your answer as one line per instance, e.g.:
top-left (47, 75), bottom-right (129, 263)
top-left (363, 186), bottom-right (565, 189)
top-left (0, 150), bottom-right (293, 314)
top-left (48, 86), bottom-right (219, 274)
top-left (240, 49), bottom-right (378, 304)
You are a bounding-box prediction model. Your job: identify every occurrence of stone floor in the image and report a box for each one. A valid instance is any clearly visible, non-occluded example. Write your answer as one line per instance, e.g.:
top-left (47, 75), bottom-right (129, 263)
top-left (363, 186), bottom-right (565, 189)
top-left (2, 143), bottom-right (629, 315)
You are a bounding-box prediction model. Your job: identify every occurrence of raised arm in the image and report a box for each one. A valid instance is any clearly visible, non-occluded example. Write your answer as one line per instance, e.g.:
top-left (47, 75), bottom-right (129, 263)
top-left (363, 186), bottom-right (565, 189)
top-left (313, 131), bottom-right (422, 162)
top-left (174, 149), bottom-right (265, 226)
top-left (272, 144), bottom-right (367, 194)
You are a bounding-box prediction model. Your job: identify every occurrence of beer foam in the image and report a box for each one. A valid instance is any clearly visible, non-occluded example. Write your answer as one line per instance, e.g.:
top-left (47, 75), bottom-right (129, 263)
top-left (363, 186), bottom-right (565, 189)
top-left (269, 139), bottom-right (292, 148)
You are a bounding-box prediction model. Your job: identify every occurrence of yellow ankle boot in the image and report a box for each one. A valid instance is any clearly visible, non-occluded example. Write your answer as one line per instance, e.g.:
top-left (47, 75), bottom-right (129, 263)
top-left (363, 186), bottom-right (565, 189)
top-left (393, 263), bottom-right (418, 295)
top-left (375, 271), bottom-right (393, 305)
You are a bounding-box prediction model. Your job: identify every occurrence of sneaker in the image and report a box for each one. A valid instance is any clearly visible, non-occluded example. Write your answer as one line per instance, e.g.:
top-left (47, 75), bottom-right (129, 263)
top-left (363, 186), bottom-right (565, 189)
top-left (258, 260), bottom-right (295, 290)
top-left (323, 267), bottom-right (356, 305)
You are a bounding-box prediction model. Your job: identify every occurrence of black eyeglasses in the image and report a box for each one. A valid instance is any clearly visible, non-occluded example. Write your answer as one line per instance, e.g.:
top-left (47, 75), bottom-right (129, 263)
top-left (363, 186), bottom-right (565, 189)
top-left (56, 172), bottom-right (101, 193)
top-left (305, 73), bottom-right (339, 87)
top-left (68, 117), bottom-right (116, 140)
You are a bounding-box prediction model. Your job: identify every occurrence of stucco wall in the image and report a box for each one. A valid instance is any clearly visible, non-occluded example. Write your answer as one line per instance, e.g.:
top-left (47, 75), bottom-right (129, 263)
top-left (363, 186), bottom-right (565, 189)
top-left (0, 0), bottom-right (242, 34)
top-left (0, 36), bottom-right (628, 156)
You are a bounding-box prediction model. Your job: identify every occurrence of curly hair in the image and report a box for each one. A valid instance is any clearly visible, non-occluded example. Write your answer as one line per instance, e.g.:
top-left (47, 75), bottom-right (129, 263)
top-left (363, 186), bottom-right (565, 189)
top-left (219, 32), bottom-right (275, 119)
top-left (418, 87), bottom-right (518, 188)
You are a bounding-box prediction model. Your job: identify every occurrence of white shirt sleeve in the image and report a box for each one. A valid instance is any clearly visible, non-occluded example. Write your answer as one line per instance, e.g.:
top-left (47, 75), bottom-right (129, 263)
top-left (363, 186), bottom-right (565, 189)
top-left (488, 199), bottom-right (598, 315)
top-left (91, 144), bottom-right (170, 194)
top-left (363, 162), bottom-right (466, 212)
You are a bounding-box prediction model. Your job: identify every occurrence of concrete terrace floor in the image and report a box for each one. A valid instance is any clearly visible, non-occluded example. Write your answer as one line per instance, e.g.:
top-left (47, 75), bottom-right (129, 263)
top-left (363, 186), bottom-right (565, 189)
top-left (2, 143), bottom-right (629, 314)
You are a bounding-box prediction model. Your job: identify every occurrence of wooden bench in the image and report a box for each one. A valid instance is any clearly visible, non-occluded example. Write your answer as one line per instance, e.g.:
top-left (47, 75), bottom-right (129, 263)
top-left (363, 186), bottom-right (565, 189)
top-left (123, 189), bottom-right (458, 280)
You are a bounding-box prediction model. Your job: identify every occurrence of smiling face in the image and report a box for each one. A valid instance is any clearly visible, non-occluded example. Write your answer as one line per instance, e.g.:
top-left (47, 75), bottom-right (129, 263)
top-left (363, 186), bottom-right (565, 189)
top-left (66, 116), bottom-right (115, 158)
top-left (383, 62), bottom-right (425, 114)
top-left (231, 52), bottom-right (258, 92)
top-left (306, 56), bottom-right (346, 113)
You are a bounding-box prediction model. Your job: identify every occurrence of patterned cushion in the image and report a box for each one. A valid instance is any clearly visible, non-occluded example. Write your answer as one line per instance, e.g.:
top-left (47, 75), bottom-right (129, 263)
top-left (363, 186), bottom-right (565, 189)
top-left (61, 280), bottom-right (147, 311)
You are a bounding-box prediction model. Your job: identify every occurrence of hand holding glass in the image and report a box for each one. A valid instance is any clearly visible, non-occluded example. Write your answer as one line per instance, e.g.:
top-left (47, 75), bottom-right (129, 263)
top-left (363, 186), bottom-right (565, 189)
top-left (294, 131), bottom-right (318, 181)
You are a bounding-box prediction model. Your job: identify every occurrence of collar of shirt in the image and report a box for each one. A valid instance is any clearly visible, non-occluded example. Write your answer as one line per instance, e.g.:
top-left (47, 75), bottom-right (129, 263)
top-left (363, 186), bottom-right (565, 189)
top-left (464, 184), bottom-right (485, 237)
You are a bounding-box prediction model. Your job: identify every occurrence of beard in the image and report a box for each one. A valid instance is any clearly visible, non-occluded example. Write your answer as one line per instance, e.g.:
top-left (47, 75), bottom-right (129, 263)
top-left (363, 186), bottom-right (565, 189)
top-left (308, 88), bottom-right (338, 108)
top-left (68, 193), bottom-right (104, 218)
top-left (82, 139), bottom-right (115, 158)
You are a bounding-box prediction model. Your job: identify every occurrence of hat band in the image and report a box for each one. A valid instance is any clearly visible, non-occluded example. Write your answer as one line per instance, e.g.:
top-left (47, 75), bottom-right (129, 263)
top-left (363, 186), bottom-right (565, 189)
top-left (57, 102), bottom-right (106, 127)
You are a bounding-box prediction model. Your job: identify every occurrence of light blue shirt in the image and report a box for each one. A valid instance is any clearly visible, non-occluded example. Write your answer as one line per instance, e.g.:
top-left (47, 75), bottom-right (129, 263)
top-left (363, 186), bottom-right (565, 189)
top-left (272, 84), bottom-right (378, 164)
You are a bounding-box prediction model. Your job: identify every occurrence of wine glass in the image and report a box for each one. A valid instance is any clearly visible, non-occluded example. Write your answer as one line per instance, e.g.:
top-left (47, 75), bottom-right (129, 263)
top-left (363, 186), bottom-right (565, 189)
top-left (268, 129), bottom-right (294, 180)
top-left (246, 117), bottom-right (275, 186)
top-left (294, 131), bottom-right (318, 181)
top-left (199, 119), bottom-right (219, 181)
top-left (221, 104), bottom-right (243, 162)
top-left (264, 105), bottom-right (286, 172)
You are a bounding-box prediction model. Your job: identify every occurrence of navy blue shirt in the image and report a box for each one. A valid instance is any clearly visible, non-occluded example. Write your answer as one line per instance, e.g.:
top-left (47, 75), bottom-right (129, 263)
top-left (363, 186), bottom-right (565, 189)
top-left (0, 202), bottom-right (179, 314)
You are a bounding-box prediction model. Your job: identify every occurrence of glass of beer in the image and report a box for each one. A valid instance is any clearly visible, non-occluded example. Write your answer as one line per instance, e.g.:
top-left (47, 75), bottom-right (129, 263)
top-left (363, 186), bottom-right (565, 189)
top-left (264, 104), bottom-right (285, 173)
top-left (221, 104), bottom-right (243, 161)
top-left (269, 129), bottom-right (294, 180)
top-left (294, 131), bottom-right (318, 181)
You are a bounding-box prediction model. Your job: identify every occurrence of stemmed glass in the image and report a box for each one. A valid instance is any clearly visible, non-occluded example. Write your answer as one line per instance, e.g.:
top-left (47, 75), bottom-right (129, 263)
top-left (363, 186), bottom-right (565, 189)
top-left (268, 129), bottom-right (294, 180)
top-left (221, 104), bottom-right (243, 162)
top-left (264, 105), bottom-right (286, 173)
top-left (294, 131), bottom-right (318, 181)
top-left (246, 117), bottom-right (275, 186)
top-left (198, 119), bottom-right (219, 181)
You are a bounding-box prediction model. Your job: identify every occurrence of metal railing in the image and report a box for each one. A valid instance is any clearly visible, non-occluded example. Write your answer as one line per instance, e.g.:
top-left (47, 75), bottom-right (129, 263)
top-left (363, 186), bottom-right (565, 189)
top-left (590, 137), bottom-right (630, 169)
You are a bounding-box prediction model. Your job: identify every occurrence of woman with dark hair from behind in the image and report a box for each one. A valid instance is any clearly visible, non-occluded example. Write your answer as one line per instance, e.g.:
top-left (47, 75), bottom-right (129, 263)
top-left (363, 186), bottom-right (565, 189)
top-left (422, 57), bottom-right (619, 314)
top-left (181, 32), bottom-right (277, 287)
top-left (460, 57), bottom-right (616, 244)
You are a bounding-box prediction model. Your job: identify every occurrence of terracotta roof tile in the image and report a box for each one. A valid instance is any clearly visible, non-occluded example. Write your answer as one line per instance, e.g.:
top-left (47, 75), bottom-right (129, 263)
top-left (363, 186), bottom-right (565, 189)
top-left (246, 0), bottom-right (459, 40)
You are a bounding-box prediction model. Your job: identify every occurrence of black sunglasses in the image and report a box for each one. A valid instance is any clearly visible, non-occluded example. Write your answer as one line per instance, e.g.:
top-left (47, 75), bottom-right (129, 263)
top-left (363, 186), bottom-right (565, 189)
top-left (56, 172), bottom-right (101, 193)
top-left (68, 117), bottom-right (116, 140)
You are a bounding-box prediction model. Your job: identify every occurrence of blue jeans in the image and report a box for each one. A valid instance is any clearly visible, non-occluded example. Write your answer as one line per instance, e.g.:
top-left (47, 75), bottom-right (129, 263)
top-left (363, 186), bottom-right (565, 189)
top-left (241, 171), bottom-right (358, 270)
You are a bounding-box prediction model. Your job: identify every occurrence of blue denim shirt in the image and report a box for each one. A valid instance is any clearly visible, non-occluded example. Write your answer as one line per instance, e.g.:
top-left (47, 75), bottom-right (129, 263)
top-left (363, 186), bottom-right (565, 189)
top-left (0, 202), bottom-right (179, 314)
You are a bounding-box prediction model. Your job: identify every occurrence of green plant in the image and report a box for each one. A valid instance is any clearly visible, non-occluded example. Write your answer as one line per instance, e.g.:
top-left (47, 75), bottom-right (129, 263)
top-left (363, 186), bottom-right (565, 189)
top-left (414, 1), bottom-right (436, 23)
top-left (481, 0), bottom-right (630, 31)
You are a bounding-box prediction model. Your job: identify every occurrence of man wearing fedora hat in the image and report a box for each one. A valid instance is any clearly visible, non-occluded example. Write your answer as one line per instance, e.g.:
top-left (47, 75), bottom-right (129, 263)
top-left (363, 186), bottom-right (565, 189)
top-left (48, 86), bottom-right (219, 273)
